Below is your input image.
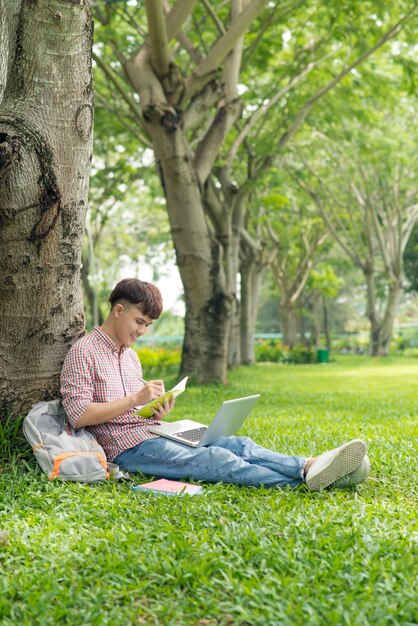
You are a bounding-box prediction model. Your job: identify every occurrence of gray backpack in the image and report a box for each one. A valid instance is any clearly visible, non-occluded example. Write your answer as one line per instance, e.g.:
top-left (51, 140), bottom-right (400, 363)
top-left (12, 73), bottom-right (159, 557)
top-left (23, 399), bottom-right (124, 482)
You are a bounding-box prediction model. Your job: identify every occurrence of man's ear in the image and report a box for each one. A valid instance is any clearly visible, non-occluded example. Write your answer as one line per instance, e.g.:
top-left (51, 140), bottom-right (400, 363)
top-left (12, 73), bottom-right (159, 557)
top-left (113, 303), bottom-right (124, 318)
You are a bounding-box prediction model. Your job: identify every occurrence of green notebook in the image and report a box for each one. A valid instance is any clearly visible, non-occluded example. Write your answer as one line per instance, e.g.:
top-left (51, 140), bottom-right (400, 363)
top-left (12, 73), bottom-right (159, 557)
top-left (134, 376), bottom-right (188, 418)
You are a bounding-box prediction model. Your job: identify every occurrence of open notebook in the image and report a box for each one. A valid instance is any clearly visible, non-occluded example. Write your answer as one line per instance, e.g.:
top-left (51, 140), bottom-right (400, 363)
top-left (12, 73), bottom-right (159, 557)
top-left (134, 377), bottom-right (188, 418)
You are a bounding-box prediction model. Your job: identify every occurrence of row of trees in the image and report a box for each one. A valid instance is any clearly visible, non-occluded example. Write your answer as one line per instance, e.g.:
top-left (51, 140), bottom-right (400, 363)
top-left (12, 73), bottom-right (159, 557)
top-left (90, 0), bottom-right (417, 366)
top-left (0, 0), bottom-right (417, 417)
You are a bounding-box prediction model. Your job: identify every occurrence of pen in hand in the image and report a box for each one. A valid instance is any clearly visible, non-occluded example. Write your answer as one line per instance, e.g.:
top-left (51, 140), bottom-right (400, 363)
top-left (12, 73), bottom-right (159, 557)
top-left (139, 378), bottom-right (165, 394)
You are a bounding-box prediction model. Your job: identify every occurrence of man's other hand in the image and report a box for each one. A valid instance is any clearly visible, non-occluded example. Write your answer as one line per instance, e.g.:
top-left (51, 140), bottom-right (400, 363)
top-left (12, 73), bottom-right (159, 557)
top-left (151, 395), bottom-right (176, 420)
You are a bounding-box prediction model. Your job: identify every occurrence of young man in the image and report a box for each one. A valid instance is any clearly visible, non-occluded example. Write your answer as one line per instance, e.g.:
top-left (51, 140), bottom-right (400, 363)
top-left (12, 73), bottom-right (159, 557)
top-left (61, 278), bottom-right (370, 490)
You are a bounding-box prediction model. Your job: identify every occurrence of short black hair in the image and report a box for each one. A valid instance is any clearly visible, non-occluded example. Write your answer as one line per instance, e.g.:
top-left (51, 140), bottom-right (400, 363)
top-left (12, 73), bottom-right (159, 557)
top-left (109, 278), bottom-right (163, 319)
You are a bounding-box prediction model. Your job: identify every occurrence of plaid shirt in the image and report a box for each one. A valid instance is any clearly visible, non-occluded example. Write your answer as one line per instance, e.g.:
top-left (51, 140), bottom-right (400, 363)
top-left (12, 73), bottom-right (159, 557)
top-left (60, 325), bottom-right (159, 461)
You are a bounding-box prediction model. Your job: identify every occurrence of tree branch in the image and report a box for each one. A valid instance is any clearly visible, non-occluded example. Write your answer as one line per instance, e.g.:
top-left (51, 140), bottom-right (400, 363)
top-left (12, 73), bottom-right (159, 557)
top-left (202, 0), bottom-right (225, 36)
top-left (226, 55), bottom-right (328, 172)
top-left (125, 47), bottom-right (168, 113)
top-left (241, 0), bottom-right (307, 70)
top-left (165, 0), bottom-right (198, 41)
top-left (194, 99), bottom-right (242, 185)
top-left (290, 166), bottom-right (365, 269)
top-left (255, 6), bottom-right (418, 179)
top-left (145, 0), bottom-right (171, 77)
top-left (94, 94), bottom-right (152, 147)
top-left (175, 30), bottom-right (202, 65)
top-left (183, 0), bottom-right (269, 101)
top-left (182, 80), bottom-right (223, 133)
top-left (93, 51), bottom-right (145, 130)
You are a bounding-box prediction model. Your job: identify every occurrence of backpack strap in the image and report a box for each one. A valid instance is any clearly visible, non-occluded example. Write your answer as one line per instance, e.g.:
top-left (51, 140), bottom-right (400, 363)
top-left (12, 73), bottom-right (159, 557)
top-left (107, 462), bottom-right (129, 480)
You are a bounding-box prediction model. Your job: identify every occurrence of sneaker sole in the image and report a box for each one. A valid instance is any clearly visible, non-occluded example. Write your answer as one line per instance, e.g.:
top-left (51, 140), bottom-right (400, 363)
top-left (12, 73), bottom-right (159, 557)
top-left (306, 439), bottom-right (367, 490)
top-left (332, 455), bottom-right (371, 488)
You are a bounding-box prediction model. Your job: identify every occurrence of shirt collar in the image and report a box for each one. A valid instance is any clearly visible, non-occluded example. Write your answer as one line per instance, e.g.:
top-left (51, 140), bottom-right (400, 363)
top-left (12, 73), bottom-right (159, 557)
top-left (92, 325), bottom-right (128, 354)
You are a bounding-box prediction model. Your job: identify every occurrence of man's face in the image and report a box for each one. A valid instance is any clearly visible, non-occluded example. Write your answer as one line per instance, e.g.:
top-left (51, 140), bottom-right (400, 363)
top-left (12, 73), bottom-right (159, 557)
top-left (114, 304), bottom-right (154, 347)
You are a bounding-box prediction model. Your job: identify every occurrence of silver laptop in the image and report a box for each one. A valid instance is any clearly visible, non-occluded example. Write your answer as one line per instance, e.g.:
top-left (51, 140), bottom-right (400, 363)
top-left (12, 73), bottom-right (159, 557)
top-left (147, 394), bottom-right (260, 447)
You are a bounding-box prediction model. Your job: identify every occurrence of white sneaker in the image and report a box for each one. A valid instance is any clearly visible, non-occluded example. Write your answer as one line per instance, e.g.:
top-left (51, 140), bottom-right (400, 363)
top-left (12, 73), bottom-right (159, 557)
top-left (332, 455), bottom-right (371, 488)
top-left (305, 439), bottom-right (367, 490)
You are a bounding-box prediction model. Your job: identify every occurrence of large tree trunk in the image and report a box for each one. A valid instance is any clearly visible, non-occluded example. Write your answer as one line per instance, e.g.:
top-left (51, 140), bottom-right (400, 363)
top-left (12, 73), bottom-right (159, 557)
top-left (123, 0), bottom-right (265, 382)
top-left (0, 1), bottom-right (93, 418)
top-left (143, 115), bottom-right (232, 382)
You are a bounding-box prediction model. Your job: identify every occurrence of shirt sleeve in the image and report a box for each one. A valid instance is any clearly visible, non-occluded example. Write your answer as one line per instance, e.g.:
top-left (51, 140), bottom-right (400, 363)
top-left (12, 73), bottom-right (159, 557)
top-left (60, 343), bottom-right (94, 428)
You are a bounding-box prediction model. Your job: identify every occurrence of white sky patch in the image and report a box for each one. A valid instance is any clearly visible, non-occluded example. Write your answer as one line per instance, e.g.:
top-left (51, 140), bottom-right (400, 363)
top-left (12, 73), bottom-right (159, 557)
top-left (237, 83), bottom-right (248, 95)
top-left (282, 30), bottom-right (292, 44)
top-left (141, 148), bottom-right (155, 167)
top-left (391, 41), bottom-right (401, 55)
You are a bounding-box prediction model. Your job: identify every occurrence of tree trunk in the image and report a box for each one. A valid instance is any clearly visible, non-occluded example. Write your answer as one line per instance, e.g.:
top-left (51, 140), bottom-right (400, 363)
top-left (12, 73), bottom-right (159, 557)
top-left (363, 265), bottom-right (381, 356)
top-left (297, 305), bottom-right (308, 347)
top-left (226, 194), bottom-right (244, 369)
top-left (0, 1), bottom-right (93, 417)
top-left (323, 297), bottom-right (331, 351)
top-left (280, 299), bottom-right (297, 347)
top-left (228, 296), bottom-right (241, 368)
top-left (144, 115), bottom-right (231, 382)
top-left (310, 290), bottom-right (321, 349)
top-left (240, 257), bottom-right (262, 365)
top-left (378, 279), bottom-right (402, 356)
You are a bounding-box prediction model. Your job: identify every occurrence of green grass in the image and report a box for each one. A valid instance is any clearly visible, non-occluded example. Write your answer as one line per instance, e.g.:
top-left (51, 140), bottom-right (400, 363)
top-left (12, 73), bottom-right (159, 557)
top-left (1, 356), bottom-right (417, 626)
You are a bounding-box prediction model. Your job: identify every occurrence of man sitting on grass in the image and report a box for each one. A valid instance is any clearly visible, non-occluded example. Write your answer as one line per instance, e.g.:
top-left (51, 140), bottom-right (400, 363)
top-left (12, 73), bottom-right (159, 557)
top-left (60, 278), bottom-right (370, 490)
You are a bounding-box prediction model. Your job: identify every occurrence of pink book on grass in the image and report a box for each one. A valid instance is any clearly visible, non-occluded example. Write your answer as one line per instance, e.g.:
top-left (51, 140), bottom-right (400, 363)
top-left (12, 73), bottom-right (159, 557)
top-left (132, 478), bottom-right (203, 496)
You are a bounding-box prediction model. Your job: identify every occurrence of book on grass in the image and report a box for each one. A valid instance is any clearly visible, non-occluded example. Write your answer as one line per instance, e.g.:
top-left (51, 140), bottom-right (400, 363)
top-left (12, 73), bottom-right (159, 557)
top-left (134, 376), bottom-right (188, 418)
top-left (132, 478), bottom-right (203, 496)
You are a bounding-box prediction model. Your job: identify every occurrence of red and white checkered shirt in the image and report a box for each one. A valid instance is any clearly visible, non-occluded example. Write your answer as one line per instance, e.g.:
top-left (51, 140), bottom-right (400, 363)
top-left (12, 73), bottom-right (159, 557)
top-left (60, 325), bottom-right (159, 461)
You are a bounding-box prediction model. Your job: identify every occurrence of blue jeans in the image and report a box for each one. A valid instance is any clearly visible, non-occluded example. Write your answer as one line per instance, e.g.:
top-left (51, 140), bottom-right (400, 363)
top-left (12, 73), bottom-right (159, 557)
top-left (114, 436), bottom-right (306, 488)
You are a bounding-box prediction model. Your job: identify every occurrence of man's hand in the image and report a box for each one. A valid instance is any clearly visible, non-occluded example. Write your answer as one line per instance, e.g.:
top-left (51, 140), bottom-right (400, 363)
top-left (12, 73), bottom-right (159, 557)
top-left (134, 380), bottom-right (165, 406)
top-left (151, 395), bottom-right (176, 420)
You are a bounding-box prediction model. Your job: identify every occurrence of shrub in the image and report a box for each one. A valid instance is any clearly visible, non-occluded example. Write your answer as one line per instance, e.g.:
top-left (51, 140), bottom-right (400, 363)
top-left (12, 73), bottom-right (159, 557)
top-left (254, 339), bottom-right (315, 364)
top-left (254, 339), bottom-right (284, 363)
top-left (284, 345), bottom-right (316, 364)
top-left (133, 345), bottom-right (181, 377)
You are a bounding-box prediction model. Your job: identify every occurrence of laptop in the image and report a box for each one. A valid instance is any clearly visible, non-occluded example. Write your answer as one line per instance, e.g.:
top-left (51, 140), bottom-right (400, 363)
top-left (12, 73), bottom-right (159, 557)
top-left (147, 394), bottom-right (260, 447)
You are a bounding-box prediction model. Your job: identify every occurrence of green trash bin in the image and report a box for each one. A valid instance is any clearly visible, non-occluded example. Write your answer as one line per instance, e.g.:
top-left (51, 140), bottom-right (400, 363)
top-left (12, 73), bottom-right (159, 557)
top-left (317, 348), bottom-right (329, 363)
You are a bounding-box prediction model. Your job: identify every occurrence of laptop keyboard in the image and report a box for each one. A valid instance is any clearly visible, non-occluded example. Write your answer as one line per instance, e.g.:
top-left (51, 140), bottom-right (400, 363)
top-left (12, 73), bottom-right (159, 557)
top-left (174, 426), bottom-right (207, 442)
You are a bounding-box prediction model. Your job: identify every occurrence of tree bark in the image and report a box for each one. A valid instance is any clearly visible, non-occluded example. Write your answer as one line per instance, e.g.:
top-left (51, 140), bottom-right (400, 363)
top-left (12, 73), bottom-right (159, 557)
top-left (239, 255), bottom-right (262, 365)
top-left (378, 279), bottom-right (402, 356)
top-left (310, 290), bottom-right (321, 349)
top-left (280, 298), bottom-right (297, 347)
top-left (0, 0), bottom-right (93, 417)
top-left (140, 102), bottom-right (231, 382)
top-left (323, 297), bottom-right (331, 351)
top-left (364, 267), bottom-right (380, 357)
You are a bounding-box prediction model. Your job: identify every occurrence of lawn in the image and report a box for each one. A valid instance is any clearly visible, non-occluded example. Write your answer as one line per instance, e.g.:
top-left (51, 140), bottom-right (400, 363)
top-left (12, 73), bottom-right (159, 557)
top-left (0, 356), bottom-right (417, 626)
